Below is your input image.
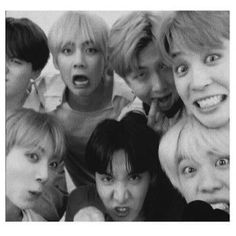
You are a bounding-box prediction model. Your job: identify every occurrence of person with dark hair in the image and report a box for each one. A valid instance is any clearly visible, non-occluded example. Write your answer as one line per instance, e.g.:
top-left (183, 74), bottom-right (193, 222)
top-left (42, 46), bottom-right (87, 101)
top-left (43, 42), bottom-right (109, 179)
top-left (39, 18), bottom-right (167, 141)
top-left (6, 17), bottom-right (50, 116)
top-left (6, 17), bottom-right (66, 221)
top-left (65, 112), bottom-right (163, 221)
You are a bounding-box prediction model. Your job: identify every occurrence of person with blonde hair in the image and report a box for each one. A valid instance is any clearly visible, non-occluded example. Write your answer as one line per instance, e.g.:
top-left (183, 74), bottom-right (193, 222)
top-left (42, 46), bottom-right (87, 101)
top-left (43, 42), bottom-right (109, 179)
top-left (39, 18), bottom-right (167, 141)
top-left (46, 11), bottom-right (140, 191)
top-left (159, 116), bottom-right (229, 220)
top-left (159, 11), bottom-right (229, 129)
top-left (6, 108), bottom-right (66, 221)
top-left (109, 11), bottom-right (183, 134)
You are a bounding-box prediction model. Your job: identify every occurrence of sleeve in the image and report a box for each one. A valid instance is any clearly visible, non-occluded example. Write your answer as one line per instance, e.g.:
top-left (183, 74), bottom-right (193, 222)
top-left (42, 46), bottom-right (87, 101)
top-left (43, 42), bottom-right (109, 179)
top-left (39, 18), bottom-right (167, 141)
top-left (65, 185), bottom-right (104, 221)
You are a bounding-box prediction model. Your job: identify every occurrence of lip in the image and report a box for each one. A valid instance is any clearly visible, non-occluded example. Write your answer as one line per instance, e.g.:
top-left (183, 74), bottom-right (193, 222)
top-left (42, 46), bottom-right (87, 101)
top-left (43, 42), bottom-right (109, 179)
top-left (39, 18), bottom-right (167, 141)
top-left (207, 200), bottom-right (229, 213)
top-left (193, 94), bottom-right (227, 113)
top-left (72, 75), bottom-right (89, 87)
top-left (113, 207), bottom-right (130, 218)
top-left (154, 92), bottom-right (173, 111)
top-left (28, 190), bottom-right (42, 199)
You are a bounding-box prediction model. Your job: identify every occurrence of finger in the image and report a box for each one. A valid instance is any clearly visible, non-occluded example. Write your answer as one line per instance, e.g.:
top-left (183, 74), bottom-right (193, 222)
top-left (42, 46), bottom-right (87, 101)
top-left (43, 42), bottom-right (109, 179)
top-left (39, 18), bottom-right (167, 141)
top-left (147, 99), bottom-right (158, 127)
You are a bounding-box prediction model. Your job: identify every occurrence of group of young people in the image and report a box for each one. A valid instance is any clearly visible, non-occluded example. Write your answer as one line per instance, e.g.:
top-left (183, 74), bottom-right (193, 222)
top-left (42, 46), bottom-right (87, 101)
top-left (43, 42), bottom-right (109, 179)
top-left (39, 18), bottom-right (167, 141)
top-left (6, 10), bottom-right (229, 221)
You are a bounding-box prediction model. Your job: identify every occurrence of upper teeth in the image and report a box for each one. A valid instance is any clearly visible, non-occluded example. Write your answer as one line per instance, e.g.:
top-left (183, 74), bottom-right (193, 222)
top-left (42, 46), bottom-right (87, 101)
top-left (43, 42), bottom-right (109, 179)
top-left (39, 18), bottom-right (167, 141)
top-left (196, 95), bottom-right (223, 109)
top-left (117, 208), bottom-right (127, 212)
top-left (210, 202), bottom-right (229, 211)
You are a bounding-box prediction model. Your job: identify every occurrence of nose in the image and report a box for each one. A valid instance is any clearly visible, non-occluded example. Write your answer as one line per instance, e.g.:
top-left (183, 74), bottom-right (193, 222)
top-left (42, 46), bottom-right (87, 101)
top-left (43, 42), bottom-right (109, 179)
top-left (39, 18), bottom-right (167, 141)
top-left (190, 65), bottom-right (212, 91)
top-left (35, 163), bottom-right (49, 184)
top-left (151, 72), bottom-right (168, 94)
top-left (113, 182), bottom-right (130, 204)
top-left (199, 169), bottom-right (223, 194)
top-left (73, 49), bottom-right (87, 69)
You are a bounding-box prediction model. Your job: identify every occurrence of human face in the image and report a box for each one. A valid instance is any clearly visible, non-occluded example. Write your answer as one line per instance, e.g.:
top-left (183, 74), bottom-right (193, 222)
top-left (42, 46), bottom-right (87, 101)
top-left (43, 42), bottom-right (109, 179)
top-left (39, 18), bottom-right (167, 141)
top-left (56, 36), bottom-right (105, 97)
top-left (177, 150), bottom-right (229, 213)
top-left (126, 42), bottom-right (179, 113)
top-left (171, 38), bottom-right (229, 128)
top-left (6, 57), bottom-right (38, 99)
top-left (95, 150), bottom-right (151, 221)
top-left (6, 139), bottom-right (59, 210)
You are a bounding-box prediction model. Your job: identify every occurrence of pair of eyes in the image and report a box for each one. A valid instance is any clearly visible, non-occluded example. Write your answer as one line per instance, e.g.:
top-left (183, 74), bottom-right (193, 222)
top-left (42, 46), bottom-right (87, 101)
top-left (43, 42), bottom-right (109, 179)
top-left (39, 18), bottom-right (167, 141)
top-left (61, 46), bottom-right (99, 56)
top-left (100, 174), bottom-right (142, 185)
top-left (181, 157), bottom-right (229, 176)
top-left (174, 54), bottom-right (221, 77)
top-left (133, 63), bottom-right (170, 80)
top-left (25, 153), bottom-right (59, 170)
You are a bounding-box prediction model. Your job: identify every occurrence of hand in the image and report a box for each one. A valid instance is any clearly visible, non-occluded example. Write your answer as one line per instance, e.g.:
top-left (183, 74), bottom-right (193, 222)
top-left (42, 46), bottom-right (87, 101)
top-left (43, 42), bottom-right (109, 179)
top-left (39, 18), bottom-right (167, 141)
top-left (147, 99), bottom-right (170, 133)
top-left (73, 206), bottom-right (105, 221)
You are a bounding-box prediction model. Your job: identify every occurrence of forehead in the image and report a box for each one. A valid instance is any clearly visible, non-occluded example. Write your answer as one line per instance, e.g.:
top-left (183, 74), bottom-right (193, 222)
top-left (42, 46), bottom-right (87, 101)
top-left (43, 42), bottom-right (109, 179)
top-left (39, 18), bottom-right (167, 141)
top-left (107, 150), bottom-right (131, 176)
top-left (138, 42), bottom-right (162, 67)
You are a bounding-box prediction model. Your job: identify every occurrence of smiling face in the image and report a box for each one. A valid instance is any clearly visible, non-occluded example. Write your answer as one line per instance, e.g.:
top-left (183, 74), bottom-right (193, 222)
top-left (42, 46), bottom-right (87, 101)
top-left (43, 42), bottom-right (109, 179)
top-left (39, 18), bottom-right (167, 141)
top-left (171, 38), bottom-right (229, 128)
top-left (6, 139), bottom-right (59, 210)
top-left (6, 57), bottom-right (38, 100)
top-left (177, 149), bottom-right (229, 214)
top-left (126, 41), bottom-right (179, 113)
top-left (95, 150), bottom-right (151, 221)
top-left (55, 36), bottom-right (105, 98)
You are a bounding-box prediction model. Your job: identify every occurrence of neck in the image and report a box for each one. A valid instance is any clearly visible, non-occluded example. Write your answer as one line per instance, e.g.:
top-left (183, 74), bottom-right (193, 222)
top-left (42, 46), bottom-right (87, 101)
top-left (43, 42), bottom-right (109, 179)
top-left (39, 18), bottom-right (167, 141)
top-left (6, 197), bottom-right (23, 221)
top-left (67, 77), bottom-right (113, 112)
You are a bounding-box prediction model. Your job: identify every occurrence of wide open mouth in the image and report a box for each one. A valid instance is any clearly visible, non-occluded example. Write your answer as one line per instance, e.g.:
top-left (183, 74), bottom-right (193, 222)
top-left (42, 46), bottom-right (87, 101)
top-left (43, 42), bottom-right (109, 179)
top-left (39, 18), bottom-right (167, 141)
top-left (72, 75), bottom-right (89, 87)
top-left (113, 207), bottom-right (130, 218)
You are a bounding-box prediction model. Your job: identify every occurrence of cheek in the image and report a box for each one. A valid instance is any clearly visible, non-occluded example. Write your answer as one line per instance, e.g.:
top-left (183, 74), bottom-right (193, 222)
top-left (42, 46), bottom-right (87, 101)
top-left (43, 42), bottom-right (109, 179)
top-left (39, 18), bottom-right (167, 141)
top-left (96, 183), bottom-right (111, 204)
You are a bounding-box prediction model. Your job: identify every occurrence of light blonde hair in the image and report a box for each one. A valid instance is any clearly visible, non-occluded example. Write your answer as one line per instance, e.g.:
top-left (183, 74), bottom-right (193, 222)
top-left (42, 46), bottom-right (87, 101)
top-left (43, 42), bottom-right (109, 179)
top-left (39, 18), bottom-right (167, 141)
top-left (159, 115), bottom-right (229, 193)
top-left (48, 11), bottom-right (109, 66)
top-left (6, 108), bottom-right (66, 161)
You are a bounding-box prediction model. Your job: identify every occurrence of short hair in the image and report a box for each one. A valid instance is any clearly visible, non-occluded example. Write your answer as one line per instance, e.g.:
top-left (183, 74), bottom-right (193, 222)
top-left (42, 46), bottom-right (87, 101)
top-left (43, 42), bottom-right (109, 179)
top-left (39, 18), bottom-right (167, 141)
top-left (48, 11), bottom-right (109, 65)
top-left (6, 108), bottom-right (66, 161)
top-left (159, 11), bottom-right (230, 64)
top-left (109, 11), bottom-right (166, 79)
top-left (6, 17), bottom-right (50, 72)
top-left (159, 115), bottom-right (229, 192)
top-left (85, 112), bottom-right (160, 179)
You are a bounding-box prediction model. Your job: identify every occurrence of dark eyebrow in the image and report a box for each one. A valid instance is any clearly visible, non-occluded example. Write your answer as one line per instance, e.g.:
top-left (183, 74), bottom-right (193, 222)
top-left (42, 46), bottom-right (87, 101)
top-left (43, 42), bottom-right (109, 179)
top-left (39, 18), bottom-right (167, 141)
top-left (171, 51), bottom-right (182, 59)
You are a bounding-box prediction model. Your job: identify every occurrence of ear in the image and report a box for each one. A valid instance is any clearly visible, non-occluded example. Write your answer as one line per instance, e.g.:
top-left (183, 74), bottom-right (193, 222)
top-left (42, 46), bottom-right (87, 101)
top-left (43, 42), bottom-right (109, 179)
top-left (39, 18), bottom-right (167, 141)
top-left (53, 56), bottom-right (59, 70)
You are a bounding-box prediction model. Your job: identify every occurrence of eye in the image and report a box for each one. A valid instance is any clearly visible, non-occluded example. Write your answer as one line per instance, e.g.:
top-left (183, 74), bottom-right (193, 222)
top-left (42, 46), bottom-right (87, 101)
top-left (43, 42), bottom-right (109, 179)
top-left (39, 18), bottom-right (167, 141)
top-left (215, 157), bottom-right (229, 168)
top-left (182, 166), bottom-right (196, 176)
top-left (129, 174), bottom-right (141, 183)
top-left (26, 152), bottom-right (39, 162)
top-left (9, 58), bottom-right (22, 65)
top-left (159, 63), bottom-right (168, 71)
top-left (49, 161), bottom-right (58, 170)
top-left (205, 54), bottom-right (220, 64)
top-left (134, 71), bottom-right (146, 80)
top-left (174, 64), bottom-right (188, 77)
top-left (85, 47), bottom-right (98, 55)
top-left (101, 175), bottom-right (114, 184)
top-left (62, 47), bottom-right (73, 55)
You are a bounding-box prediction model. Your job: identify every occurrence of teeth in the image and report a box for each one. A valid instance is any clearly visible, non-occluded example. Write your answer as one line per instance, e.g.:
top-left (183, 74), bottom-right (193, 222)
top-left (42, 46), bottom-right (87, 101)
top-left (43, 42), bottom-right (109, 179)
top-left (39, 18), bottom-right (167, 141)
top-left (210, 202), bottom-right (229, 211)
top-left (117, 207), bottom-right (127, 212)
top-left (196, 95), bottom-right (223, 109)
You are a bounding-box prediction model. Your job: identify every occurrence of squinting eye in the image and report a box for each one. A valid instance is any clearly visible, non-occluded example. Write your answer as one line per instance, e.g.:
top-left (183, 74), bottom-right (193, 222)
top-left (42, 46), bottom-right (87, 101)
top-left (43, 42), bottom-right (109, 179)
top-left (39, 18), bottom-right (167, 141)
top-left (215, 158), bottom-right (229, 167)
top-left (159, 63), bottom-right (168, 71)
top-left (182, 166), bottom-right (196, 175)
top-left (175, 64), bottom-right (188, 76)
top-left (9, 58), bottom-right (22, 65)
top-left (49, 161), bottom-right (58, 170)
top-left (101, 175), bottom-right (113, 184)
top-left (62, 48), bottom-right (72, 55)
top-left (205, 54), bottom-right (220, 64)
top-left (129, 174), bottom-right (141, 182)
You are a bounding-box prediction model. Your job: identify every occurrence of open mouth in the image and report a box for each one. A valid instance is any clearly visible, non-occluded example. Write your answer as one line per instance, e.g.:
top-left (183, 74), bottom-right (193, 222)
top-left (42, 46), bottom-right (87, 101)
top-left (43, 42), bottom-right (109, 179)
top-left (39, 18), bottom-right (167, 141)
top-left (114, 207), bottom-right (130, 217)
top-left (194, 95), bottom-right (227, 110)
top-left (210, 202), bottom-right (229, 213)
top-left (156, 93), bottom-right (172, 110)
top-left (72, 75), bottom-right (89, 87)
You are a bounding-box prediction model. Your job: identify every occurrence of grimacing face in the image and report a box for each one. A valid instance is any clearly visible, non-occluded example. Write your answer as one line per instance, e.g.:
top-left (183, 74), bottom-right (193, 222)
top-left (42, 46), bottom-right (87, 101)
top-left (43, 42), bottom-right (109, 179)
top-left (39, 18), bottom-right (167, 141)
top-left (171, 38), bottom-right (229, 128)
top-left (95, 150), bottom-right (151, 221)
top-left (126, 41), bottom-right (179, 113)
